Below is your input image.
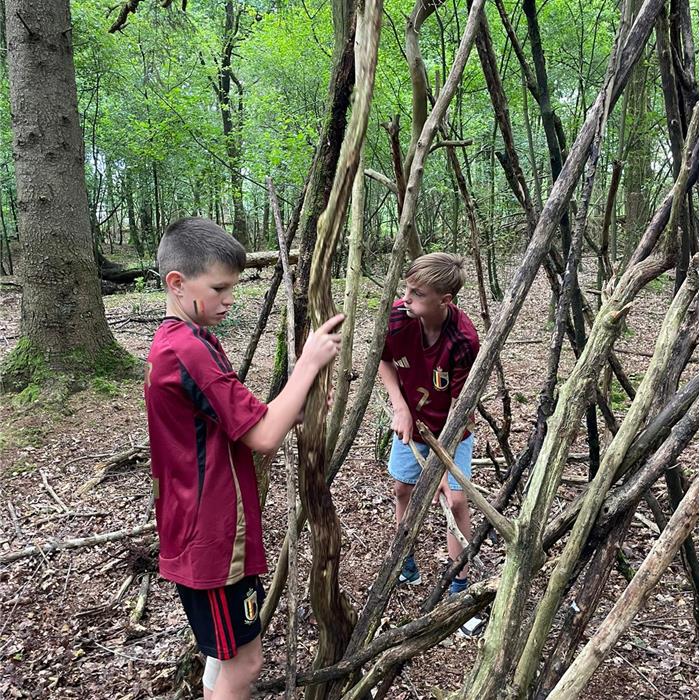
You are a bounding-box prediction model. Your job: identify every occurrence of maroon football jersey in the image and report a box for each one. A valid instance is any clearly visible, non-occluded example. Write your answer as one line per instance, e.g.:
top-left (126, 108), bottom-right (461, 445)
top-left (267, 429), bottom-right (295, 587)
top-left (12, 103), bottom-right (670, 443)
top-left (145, 318), bottom-right (268, 589)
top-left (382, 300), bottom-right (479, 441)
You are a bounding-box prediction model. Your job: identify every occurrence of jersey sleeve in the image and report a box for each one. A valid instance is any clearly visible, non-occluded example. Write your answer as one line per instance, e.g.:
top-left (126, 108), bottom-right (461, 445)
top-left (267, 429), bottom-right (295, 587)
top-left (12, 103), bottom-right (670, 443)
top-left (381, 336), bottom-right (394, 362)
top-left (171, 332), bottom-right (267, 442)
top-left (202, 375), bottom-right (268, 441)
top-left (450, 334), bottom-right (479, 399)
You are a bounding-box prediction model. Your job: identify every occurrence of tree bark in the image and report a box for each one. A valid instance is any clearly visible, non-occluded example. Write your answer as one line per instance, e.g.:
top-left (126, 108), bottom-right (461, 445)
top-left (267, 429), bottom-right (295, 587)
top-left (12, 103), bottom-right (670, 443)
top-left (297, 2), bottom-right (381, 695)
top-left (217, 2), bottom-right (249, 247)
top-left (3, 0), bottom-right (127, 388)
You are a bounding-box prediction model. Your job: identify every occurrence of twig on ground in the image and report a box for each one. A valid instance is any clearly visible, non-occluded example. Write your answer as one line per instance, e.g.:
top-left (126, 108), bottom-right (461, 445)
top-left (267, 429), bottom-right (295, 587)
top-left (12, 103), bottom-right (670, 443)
top-left (0, 522), bottom-right (156, 564)
top-left (129, 572), bottom-right (152, 625)
top-left (86, 638), bottom-right (178, 666)
top-left (62, 560), bottom-right (73, 596)
top-left (32, 511), bottom-right (108, 527)
top-left (78, 445), bottom-right (150, 494)
top-left (7, 501), bottom-right (22, 539)
top-left (0, 561), bottom-right (43, 652)
top-left (613, 649), bottom-right (673, 700)
top-left (40, 470), bottom-right (70, 513)
top-left (76, 573), bottom-right (135, 618)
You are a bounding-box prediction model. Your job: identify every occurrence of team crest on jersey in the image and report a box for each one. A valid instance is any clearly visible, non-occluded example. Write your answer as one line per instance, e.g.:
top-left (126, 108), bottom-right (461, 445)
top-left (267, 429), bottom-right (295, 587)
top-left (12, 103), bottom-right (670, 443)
top-left (243, 587), bottom-right (258, 624)
top-left (394, 356), bottom-right (410, 369)
top-left (433, 367), bottom-right (449, 391)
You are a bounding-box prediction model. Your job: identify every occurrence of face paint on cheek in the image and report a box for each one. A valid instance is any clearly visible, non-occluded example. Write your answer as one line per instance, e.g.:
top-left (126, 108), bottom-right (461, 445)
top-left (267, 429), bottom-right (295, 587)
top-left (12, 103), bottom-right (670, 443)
top-left (193, 299), bottom-right (205, 318)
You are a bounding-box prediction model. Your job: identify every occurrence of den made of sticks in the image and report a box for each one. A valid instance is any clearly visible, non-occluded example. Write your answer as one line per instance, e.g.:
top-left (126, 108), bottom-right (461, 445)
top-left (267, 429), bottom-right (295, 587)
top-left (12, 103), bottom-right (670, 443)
top-left (0, 0), bottom-right (697, 698)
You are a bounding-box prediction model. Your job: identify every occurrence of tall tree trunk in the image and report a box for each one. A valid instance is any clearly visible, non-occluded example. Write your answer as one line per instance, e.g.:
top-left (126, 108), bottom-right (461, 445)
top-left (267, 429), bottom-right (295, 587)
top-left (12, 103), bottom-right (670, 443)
top-left (217, 1), bottom-right (249, 247)
top-left (2, 0), bottom-right (128, 389)
top-left (623, 0), bottom-right (652, 254)
top-left (291, 0), bottom-right (356, 354)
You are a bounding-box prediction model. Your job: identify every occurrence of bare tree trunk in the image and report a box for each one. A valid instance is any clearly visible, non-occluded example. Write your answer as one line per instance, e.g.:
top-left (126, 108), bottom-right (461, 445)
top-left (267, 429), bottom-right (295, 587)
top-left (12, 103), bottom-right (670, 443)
top-left (216, 1), bottom-right (248, 247)
top-left (297, 3), bottom-right (381, 695)
top-left (2, 0), bottom-right (128, 390)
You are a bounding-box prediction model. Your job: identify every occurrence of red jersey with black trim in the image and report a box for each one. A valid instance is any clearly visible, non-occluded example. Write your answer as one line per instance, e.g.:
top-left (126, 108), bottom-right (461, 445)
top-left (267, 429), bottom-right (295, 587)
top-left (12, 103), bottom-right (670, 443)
top-left (382, 299), bottom-right (480, 442)
top-left (145, 318), bottom-right (268, 589)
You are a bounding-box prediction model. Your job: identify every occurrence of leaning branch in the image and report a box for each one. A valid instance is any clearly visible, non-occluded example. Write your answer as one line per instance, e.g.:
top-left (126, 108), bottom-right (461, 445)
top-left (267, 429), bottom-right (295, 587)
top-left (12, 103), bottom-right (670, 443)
top-left (548, 478), bottom-right (699, 700)
top-left (417, 422), bottom-right (515, 544)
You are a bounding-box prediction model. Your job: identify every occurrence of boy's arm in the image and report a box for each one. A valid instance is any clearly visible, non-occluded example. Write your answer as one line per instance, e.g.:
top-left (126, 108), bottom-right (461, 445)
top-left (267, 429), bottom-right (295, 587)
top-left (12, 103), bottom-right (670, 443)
top-left (378, 359), bottom-right (413, 444)
top-left (240, 314), bottom-right (343, 454)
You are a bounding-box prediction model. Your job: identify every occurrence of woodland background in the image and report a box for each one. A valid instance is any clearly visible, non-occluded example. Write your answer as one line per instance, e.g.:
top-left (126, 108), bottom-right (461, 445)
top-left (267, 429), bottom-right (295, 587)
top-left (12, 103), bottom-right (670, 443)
top-left (0, 0), bottom-right (698, 698)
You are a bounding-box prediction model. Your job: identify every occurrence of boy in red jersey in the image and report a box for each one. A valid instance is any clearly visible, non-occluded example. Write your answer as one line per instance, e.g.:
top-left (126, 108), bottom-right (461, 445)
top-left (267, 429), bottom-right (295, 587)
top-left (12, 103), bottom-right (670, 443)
top-left (145, 217), bottom-right (342, 699)
top-left (379, 253), bottom-right (480, 614)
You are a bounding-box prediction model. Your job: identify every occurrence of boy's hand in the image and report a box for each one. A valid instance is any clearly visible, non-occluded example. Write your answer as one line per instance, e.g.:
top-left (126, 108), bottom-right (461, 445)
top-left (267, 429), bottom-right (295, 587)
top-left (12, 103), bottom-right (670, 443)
top-left (302, 313), bottom-right (344, 370)
top-left (391, 406), bottom-right (413, 444)
top-left (432, 476), bottom-right (452, 506)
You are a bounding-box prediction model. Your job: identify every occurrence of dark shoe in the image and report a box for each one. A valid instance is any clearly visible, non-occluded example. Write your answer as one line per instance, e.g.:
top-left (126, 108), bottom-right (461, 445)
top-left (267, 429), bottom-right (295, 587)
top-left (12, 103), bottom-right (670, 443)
top-left (449, 577), bottom-right (469, 596)
top-left (398, 556), bottom-right (421, 585)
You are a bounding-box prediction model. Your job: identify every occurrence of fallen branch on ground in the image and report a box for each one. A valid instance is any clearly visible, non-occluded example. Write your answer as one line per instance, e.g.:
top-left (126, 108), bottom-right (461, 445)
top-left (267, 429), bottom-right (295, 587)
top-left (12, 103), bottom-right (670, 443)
top-left (0, 522), bottom-right (156, 564)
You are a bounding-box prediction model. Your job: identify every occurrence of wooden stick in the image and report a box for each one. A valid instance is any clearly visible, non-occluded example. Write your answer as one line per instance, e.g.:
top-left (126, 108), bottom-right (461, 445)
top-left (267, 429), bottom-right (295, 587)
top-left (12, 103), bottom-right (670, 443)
top-left (7, 501), bottom-right (22, 539)
top-left (77, 573), bottom-right (135, 618)
top-left (407, 438), bottom-right (483, 566)
top-left (428, 139), bottom-right (474, 153)
top-left (129, 572), bottom-right (152, 625)
top-left (268, 175), bottom-right (300, 699)
top-left (78, 445), bottom-right (149, 494)
top-left (548, 478), bottom-right (699, 700)
top-left (0, 522), bottom-right (156, 564)
top-left (40, 470), bottom-right (69, 513)
top-left (363, 168), bottom-right (398, 194)
top-left (417, 422), bottom-right (515, 544)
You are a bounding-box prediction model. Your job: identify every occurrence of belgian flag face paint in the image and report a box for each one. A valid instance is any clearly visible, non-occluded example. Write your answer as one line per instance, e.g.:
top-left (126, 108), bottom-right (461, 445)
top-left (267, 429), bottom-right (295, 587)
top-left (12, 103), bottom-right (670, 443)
top-left (193, 299), bottom-right (205, 320)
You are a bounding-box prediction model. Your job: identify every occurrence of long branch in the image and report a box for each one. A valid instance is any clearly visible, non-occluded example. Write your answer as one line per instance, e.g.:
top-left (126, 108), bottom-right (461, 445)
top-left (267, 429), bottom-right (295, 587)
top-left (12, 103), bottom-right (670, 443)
top-left (547, 478), bottom-right (699, 700)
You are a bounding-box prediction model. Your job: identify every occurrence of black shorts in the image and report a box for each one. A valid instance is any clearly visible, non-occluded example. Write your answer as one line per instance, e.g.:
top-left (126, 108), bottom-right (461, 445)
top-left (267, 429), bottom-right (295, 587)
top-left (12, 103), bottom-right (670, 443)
top-left (176, 575), bottom-right (265, 660)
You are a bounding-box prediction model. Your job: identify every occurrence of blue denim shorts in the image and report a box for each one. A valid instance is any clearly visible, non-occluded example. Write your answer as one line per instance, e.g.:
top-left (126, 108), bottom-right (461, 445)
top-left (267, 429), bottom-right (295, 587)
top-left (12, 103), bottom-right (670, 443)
top-left (388, 433), bottom-right (474, 490)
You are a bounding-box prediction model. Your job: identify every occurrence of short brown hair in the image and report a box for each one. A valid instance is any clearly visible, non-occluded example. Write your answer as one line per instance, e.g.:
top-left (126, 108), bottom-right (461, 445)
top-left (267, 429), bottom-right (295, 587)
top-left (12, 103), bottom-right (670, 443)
top-left (157, 217), bottom-right (247, 279)
top-left (404, 252), bottom-right (467, 298)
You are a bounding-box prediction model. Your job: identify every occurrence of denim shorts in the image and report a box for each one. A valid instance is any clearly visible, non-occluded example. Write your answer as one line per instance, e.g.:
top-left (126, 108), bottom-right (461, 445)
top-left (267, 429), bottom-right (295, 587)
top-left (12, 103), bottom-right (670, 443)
top-left (388, 433), bottom-right (474, 490)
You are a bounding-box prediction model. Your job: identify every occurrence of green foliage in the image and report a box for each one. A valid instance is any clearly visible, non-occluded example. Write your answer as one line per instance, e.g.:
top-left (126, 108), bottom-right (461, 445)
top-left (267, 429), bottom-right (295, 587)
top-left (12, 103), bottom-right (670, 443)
top-left (211, 305), bottom-right (243, 339)
top-left (0, 0), bottom-right (689, 289)
top-left (13, 383), bottom-right (43, 407)
top-left (91, 377), bottom-right (120, 396)
top-left (514, 392), bottom-right (529, 404)
top-left (610, 373), bottom-right (643, 411)
top-left (646, 274), bottom-right (673, 294)
top-left (366, 295), bottom-right (381, 311)
top-left (374, 409), bottom-right (393, 462)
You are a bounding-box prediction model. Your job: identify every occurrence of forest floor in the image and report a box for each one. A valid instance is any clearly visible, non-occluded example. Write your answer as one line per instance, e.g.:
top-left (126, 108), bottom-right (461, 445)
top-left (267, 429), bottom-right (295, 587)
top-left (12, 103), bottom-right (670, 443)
top-left (0, 250), bottom-right (697, 699)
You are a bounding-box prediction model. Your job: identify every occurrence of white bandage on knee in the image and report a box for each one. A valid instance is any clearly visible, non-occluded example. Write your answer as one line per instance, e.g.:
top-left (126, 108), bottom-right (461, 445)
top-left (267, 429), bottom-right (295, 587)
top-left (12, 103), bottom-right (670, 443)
top-left (202, 656), bottom-right (221, 691)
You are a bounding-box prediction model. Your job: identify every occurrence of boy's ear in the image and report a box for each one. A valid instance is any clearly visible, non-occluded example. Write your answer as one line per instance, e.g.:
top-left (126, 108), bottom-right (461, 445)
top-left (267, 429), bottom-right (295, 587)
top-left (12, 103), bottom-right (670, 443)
top-left (165, 270), bottom-right (185, 295)
top-left (441, 293), bottom-right (453, 307)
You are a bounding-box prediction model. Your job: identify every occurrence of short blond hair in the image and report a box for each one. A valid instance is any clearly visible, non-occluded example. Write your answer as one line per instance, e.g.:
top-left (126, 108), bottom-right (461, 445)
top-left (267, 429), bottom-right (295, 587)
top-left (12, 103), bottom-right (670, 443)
top-left (404, 252), bottom-right (467, 298)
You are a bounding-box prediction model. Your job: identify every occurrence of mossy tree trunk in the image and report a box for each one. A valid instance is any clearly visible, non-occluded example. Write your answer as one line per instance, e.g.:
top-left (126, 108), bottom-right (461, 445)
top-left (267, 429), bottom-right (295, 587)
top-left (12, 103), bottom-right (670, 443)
top-left (3, 0), bottom-right (129, 389)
